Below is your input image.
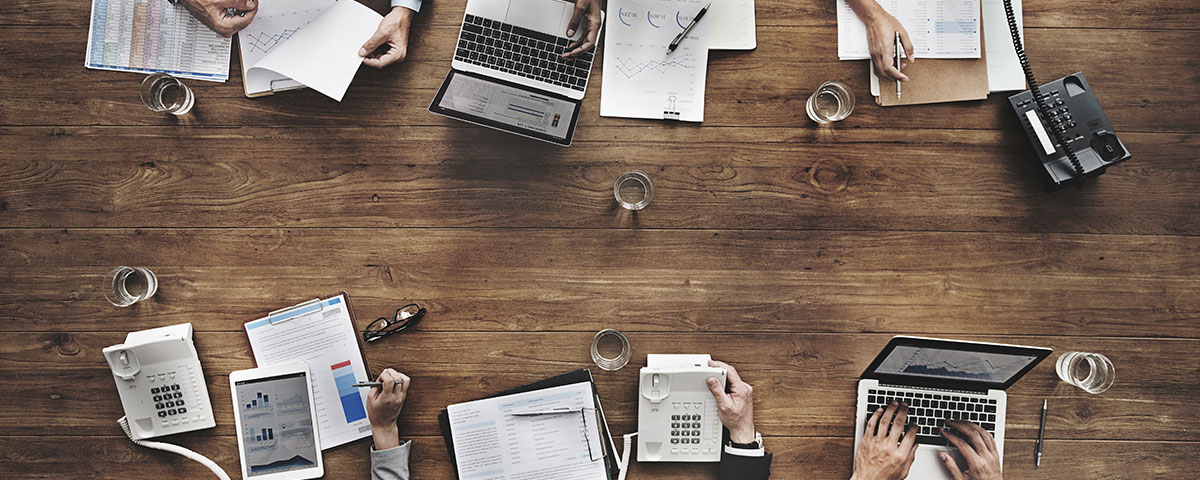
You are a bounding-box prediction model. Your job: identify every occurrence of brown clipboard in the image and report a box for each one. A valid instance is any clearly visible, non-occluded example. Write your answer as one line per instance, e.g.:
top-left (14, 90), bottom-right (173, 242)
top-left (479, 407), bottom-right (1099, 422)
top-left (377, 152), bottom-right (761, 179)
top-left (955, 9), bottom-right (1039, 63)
top-left (240, 291), bottom-right (370, 373)
top-left (876, 4), bottom-right (990, 106)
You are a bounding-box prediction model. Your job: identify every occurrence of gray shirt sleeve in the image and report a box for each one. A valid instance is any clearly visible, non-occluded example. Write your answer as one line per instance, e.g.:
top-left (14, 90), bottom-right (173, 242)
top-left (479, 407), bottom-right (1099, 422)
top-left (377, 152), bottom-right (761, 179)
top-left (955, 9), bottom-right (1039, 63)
top-left (370, 441), bottom-right (412, 480)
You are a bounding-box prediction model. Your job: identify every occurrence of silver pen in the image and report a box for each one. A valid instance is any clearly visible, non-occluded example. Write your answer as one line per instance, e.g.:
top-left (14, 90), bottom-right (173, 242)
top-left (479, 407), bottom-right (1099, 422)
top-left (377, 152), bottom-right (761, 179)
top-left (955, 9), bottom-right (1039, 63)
top-left (509, 407), bottom-right (587, 417)
top-left (894, 31), bottom-right (902, 100)
top-left (667, 2), bottom-right (712, 53)
top-left (1035, 399), bottom-right (1047, 467)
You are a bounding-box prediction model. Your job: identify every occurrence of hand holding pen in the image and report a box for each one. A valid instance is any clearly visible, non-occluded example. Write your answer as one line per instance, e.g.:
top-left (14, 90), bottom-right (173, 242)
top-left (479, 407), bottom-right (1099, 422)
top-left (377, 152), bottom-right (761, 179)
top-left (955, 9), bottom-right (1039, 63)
top-left (363, 368), bottom-right (410, 450)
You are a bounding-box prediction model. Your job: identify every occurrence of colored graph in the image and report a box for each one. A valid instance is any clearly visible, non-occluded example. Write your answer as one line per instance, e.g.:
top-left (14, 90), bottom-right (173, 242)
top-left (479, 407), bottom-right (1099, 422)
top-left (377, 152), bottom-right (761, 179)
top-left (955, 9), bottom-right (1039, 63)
top-left (903, 357), bottom-right (1029, 380)
top-left (610, 54), bottom-right (696, 79)
top-left (243, 29), bottom-right (302, 55)
top-left (331, 361), bottom-right (367, 423)
top-left (245, 391), bottom-right (271, 410)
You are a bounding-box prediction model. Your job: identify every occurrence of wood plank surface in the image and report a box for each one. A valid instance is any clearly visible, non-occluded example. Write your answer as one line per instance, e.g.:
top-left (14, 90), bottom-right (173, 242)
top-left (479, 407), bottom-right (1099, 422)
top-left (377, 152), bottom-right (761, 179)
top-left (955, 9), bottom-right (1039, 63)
top-left (1, 0), bottom-right (1197, 478)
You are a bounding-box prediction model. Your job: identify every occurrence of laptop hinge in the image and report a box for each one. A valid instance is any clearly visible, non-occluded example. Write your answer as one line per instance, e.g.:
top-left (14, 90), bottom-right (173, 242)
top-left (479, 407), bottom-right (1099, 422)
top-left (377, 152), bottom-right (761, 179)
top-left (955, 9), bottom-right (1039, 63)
top-left (878, 382), bottom-right (989, 395)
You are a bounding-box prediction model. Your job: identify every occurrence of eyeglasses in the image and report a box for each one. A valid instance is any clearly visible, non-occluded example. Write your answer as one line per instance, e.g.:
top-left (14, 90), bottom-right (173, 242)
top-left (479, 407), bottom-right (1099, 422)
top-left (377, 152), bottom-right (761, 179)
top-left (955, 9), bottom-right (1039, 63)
top-left (363, 304), bottom-right (425, 343)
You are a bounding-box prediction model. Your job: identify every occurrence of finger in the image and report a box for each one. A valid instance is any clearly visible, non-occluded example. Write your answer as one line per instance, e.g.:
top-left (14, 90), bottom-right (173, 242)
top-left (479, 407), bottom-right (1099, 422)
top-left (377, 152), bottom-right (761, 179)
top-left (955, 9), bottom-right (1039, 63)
top-left (706, 377), bottom-right (733, 409)
top-left (879, 402), bottom-right (899, 438)
top-left (899, 29), bottom-right (915, 62)
top-left (888, 402), bottom-right (909, 442)
top-left (224, 14), bottom-right (253, 34)
top-left (939, 452), bottom-right (967, 480)
top-left (881, 61), bottom-right (909, 82)
top-left (231, 0), bottom-right (257, 12)
top-left (396, 372), bottom-right (411, 395)
top-left (364, 47), bottom-right (407, 69)
top-left (940, 426), bottom-right (983, 468)
top-left (950, 420), bottom-right (991, 456)
top-left (708, 360), bottom-right (744, 386)
top-left (899, 422), bottom-right (919, 452)
top-left (566, 0), bottom-right (588, 37)
top-left (359, 28), bottom-right (390, 57)
top-left (865, 407), bottom-right (883, 438)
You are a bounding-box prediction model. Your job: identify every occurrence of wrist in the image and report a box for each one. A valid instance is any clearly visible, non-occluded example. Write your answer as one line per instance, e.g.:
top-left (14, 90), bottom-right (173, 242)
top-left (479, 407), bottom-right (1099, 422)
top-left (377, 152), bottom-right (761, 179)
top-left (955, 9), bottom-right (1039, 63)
top-left (371, 423), bottom-right (400, 450)
top-left (729, 426), bottom-right (756, 444)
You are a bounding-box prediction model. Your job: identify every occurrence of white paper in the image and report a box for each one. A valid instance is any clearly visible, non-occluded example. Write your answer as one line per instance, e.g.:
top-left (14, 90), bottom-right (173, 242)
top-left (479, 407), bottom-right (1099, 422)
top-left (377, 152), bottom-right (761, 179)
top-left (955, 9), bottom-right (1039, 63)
top-left (248, 0), bottom-right (381, 101)
top-left (448, 382), bottom-right (607, 480)
top-left (601, 0), bottom-right (710, 122)
top-left (708, 0), bottom-right (756, 50)
top-left (982, 0), bottom-right (1024, 92)
top-left (837, 0), bottom-right (981, 60)
top-left (84, 0), bottom-right (231, 82)
top-left (238, 0), bottom-right (336, 95)
top-left (244, 295), bottom-right (372, 450)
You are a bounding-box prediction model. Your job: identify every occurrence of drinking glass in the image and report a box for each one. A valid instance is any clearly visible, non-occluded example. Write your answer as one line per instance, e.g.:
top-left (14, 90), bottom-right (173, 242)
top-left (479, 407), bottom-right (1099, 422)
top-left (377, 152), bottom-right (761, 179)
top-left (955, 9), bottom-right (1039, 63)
top-left (591, 329), bottom-right (631, 371)
top-left (104, 266), bottom-right (159, 307)
top-left (806, 81), bottom-right (855, 124)
top-left (1056, 352), bottom-right (1115, 394)
top-left (140, 73), bottom-right (195, 115)
top-left (614, 170), bottom-right (653, 210)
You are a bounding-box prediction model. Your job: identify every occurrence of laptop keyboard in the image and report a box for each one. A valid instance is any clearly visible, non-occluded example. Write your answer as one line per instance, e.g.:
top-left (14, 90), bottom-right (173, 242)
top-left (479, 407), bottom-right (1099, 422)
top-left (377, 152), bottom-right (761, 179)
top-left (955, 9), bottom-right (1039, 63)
top-left (455, 14), bottom-right (595, 92)
top-left (867, 388), bottom-right (998, 446)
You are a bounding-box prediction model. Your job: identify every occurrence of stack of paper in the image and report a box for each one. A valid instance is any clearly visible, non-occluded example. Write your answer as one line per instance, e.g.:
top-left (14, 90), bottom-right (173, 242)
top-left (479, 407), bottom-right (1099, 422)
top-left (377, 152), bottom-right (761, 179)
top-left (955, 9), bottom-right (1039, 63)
top-left (837, 0), bottom-right (982, 61)
top-left (85, 0), bottom-right (232, 81)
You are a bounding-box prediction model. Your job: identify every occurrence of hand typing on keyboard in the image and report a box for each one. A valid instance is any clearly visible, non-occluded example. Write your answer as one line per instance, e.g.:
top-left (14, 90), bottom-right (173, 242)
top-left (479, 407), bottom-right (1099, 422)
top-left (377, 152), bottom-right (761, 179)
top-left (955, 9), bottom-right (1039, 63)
top-left (562, 0), bottom-right (602, 59)
top-left (360, 6), bottom-right (418, 69)
top-left (939, 420), bottom-right (1004, 480)
top-left (851, 401), bottom-right (919, 480)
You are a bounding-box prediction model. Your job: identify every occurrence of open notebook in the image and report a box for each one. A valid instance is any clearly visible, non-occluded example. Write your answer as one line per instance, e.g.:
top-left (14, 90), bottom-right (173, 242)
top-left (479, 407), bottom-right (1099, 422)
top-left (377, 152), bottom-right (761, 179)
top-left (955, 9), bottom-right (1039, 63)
top-left (237, 0), bottom-right (381, 101)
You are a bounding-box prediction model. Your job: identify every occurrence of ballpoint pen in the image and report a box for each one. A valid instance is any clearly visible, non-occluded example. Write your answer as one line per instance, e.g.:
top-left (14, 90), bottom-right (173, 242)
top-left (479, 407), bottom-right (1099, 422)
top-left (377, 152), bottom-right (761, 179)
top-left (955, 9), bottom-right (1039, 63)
top-left (894, 31), bottom-right (902, 100)
top-left (509, 407), bottom-right (588, 416)
top-left (352, 380), bottom-right (402, 392)
top-left (667, 2), bottom-right (712, 53)
top-left (1035, 399), bottom-right (1047, 467)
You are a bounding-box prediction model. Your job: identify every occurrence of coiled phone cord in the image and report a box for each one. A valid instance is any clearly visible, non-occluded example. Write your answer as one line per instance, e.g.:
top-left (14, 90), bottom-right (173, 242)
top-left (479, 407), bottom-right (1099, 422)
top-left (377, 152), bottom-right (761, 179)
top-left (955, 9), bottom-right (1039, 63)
top-left (617, 432), bottom-right (638, 480)
top-left (1002, 0), bottom-right (1085, 181)
top-left (118, 416), bottom-right (232, 480)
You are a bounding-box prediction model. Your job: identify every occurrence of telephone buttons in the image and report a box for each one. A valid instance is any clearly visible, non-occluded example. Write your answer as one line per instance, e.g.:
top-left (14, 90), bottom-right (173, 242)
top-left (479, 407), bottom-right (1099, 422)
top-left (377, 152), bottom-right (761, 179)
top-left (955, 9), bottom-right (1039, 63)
top-left (671, 448), bottom-right (679, 455)
top-left (158, 411), bottom-right (167, 418)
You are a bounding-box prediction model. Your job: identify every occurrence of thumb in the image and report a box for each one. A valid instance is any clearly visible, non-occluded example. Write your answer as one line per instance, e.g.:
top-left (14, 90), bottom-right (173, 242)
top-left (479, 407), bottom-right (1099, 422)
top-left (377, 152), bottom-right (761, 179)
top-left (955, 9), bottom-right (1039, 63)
top-left (707, 378), bottom-right (731, 408)
top-left (939, 452), bottom-right (966, 480)
top-left (359, 28), bottom-right (389, 57)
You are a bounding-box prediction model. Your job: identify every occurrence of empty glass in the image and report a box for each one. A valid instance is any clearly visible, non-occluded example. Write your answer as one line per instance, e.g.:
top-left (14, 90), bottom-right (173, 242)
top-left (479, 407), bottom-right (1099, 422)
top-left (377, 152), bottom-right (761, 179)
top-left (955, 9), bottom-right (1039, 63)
top-left (806, 81), bottom-right (855, 124)
top-left (591, 329), bottom-right (631, 371)
top-left (140, 73), bottom-right (194, 115)
top-left (104, 266), bottom-right (158, 307)
top-left (614, 171), bottom-right (653, 210)
top-left (1056, 352), bottom-right (1115, 394)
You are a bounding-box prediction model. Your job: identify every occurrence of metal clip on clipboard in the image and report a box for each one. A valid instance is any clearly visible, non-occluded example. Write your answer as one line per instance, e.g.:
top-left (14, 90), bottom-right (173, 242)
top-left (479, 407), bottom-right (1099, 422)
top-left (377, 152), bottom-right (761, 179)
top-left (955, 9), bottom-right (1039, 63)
top-left (662, 94), bottom-right (682, 121)
top-left (267, 298), bottom-right (323, 325)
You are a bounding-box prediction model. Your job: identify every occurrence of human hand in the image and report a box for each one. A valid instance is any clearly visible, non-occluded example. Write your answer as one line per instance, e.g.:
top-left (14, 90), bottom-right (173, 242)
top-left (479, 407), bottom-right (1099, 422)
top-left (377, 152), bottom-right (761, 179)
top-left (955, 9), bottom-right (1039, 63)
top-left (562, 0), bottom-right (602, 58)
top-left (178, 0), bottom-right (257, 37)
top-left (847, 0), bottom-right (914, 81)
top-left (940, 420), bottom-right (1004, 480)
top-left (359, 7), bottom-right (416, 69)
top-left (706, 360), bottom-right (756, 444)
top-left (366, 368), bottom-right (411, 450)
top-left (850, 401), bottom-right (919, 480)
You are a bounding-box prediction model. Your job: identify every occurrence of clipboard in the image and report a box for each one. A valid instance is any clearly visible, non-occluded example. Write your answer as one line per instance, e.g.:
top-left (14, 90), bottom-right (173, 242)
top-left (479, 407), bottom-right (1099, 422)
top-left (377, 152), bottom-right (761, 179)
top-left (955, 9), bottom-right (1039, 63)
top-left (438, 369), bottom-right (619, 480)
top-left (241, 291), bottom-right (369, 370)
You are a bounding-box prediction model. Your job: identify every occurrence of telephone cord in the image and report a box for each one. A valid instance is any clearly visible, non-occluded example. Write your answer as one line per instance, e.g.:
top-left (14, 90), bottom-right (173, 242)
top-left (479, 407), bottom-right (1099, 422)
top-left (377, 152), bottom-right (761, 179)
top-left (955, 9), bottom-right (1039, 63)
top-left (617, 432), bottom-right (638, 480)
top-left (118, 416), bottom-right (232, 480)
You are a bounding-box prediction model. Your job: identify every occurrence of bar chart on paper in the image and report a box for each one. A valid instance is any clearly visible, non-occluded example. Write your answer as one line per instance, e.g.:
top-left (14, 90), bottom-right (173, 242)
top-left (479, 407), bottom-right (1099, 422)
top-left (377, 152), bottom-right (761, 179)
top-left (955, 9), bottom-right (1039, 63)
top-left (332, 361), bottom-right (367, 423)
top-left (85, 0), bottom-right (231, 81)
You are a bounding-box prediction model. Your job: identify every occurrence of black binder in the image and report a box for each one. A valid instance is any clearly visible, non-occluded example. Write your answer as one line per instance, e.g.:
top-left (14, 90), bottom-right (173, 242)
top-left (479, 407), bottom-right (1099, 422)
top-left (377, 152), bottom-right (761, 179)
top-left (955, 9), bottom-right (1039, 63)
top-left (438, 368), bottom-right (618, 480)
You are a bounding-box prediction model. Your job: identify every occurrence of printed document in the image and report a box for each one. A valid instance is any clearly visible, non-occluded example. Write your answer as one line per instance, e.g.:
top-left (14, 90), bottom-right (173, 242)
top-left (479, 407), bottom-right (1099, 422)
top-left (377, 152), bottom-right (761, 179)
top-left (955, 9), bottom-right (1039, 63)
top-left (981, 0), bottom-right (1025, 91)
top-left (448, 382), bottom-right (607, 480)
top-left (238, 0), bottom-right (336, 96)
top-left (85, 0), bottom-right (231, 81)
top-left (708, 0), bottom-right (757, 50)
top-left (244, 295), bottom-right (372, 449)
top-left (837, 0), bottom-right (981, 60)
top-left (600, 0), bottom-right (710, 122)
top-left (244, 0), bottom-right (381, 101)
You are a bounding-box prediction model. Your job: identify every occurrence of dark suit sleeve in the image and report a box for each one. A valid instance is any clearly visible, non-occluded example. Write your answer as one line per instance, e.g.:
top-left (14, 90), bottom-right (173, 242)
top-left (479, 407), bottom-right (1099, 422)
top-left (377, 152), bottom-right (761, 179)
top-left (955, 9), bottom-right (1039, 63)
top-left (718, 449), bottom-right (773, 480)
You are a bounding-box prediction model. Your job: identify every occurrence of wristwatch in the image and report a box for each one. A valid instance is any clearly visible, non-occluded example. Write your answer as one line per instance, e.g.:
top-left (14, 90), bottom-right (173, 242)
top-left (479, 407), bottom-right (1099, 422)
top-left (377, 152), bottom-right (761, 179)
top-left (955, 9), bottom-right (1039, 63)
top-left (728, 432), bottom-right (764, 450)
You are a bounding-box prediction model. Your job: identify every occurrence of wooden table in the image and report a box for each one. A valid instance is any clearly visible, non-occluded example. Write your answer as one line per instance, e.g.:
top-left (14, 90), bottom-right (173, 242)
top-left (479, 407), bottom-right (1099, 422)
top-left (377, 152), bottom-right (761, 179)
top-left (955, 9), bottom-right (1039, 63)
top-left (2, 0), bottom-right (1198, 478)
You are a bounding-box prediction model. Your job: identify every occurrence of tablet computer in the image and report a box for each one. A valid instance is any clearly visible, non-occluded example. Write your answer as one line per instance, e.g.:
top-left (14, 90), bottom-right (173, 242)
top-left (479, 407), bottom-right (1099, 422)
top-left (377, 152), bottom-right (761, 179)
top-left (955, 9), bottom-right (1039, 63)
top-left (230, 363), bottom-right (324, 480)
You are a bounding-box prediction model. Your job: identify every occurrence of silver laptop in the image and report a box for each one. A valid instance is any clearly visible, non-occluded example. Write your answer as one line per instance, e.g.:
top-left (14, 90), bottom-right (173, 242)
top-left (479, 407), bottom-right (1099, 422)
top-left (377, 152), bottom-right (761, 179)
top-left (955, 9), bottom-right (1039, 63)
top-left (855, 336), bottom-right (1051, 478)
top-left (429, 0), bottom-right (603, 146)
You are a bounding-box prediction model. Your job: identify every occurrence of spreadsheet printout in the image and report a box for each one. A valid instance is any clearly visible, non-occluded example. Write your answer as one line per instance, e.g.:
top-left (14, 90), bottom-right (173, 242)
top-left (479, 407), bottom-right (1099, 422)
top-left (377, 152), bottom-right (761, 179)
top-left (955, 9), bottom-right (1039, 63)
top-left (86, 0), bottom-right (232, 82)
top-left (837, 0), bottom-right (981, 60)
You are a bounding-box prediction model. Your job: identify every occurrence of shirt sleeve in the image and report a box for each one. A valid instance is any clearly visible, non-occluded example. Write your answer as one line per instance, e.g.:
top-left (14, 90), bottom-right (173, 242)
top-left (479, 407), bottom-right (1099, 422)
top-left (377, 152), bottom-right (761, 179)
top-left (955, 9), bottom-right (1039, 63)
top-left (370, 441), bottom-right (412, 480)
top-left (724, 444), bottom-right (767, 457)
top-left (391, 0), bottom-right (423, 12)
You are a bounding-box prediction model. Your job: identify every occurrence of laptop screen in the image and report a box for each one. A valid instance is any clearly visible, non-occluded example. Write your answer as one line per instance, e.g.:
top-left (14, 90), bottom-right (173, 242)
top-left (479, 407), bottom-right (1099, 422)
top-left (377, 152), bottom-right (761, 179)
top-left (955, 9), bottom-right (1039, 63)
top-left (429, 70), bottom-right (580, 146)
top-left (862, 337), bottom-right (1052, 390)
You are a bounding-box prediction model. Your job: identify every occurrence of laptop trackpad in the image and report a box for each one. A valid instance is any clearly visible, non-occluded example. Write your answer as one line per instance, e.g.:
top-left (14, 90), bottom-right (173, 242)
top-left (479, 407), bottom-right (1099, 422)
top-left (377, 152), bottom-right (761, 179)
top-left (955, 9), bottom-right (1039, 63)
top-left (505, 0), bottom-right (571, 35)
top-left (909, 446), bottom-right (965, 479)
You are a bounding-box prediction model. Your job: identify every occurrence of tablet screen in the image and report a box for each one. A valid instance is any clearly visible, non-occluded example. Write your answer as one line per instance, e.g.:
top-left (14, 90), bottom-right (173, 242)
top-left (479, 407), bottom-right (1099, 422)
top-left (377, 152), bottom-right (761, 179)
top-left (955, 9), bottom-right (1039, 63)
top-left (235, 372), bottom-right (320, 477)
top-left (429, 70), bottom-right (580, 146)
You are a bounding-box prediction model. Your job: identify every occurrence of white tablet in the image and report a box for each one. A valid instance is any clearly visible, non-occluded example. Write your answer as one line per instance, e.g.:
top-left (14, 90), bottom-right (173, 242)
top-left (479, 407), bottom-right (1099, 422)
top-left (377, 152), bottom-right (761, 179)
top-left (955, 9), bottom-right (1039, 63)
top-left (230, 363), bottom-right (325, 480)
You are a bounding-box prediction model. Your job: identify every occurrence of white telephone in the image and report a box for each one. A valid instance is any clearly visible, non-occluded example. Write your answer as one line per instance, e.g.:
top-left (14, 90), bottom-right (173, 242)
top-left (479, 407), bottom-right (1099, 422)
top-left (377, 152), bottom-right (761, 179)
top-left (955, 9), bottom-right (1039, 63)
top-left (636, 354), bottom-right (726, 463)
top-left (104, 323), bottom-right (230, 480)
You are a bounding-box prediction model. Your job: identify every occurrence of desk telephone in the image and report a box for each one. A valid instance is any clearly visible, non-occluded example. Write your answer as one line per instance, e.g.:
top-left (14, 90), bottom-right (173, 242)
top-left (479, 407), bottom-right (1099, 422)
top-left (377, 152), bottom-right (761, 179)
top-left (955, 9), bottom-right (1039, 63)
top-left (104, 323), bottom-right (230, 480)
top-left (636, 354), bottom-right (727, 463)
top-left (1001, 0), bottom-right (1130, 190)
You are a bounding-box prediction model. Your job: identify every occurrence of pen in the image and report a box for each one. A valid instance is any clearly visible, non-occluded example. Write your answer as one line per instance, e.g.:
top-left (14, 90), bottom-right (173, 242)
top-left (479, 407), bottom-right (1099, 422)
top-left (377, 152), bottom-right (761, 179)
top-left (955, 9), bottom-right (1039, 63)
top-left (352, 380), bottom-right (402, 391)
top-left (509, 407), bottom-right (586, 417)
top-left (1035, 399), bottom-right (1047, 467)
top-left (667, 2), bottom-right (712, 54)
top-left (894, 31), bottom-right (902, 100)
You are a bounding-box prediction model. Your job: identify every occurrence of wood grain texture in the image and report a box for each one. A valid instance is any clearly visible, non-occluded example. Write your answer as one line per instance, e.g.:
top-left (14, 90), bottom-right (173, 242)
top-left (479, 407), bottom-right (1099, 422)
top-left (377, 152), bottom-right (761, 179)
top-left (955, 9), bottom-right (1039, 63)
top-left (1, 0), bottom-right (1197, 478)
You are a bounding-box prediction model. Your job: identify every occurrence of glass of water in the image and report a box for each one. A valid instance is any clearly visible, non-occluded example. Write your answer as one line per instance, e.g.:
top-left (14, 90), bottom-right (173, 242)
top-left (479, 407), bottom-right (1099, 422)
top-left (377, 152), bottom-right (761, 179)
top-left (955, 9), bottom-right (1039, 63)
top-left (806, 81), bottom-right (855, 124)
top-left (140, 73), bottom-right (194, 115)
top-left (614, 170), bottom-right (653, 210)
top-left (1056, 352), bottom-right (1115, 394)
top-left (104, 266), bottom-right (159, 307)
top-left (591, 329), bottom-right (631, 371)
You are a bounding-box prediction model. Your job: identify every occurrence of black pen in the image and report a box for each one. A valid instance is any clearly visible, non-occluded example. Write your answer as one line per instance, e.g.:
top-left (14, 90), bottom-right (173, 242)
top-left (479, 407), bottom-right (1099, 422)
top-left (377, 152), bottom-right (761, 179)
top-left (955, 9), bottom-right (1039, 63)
top-left (667, 2), bottom-right (712, 53)
top-left (353, 380), bottom-right (402, 392)
top-left (1035, 399), bottom-right (1047, 467)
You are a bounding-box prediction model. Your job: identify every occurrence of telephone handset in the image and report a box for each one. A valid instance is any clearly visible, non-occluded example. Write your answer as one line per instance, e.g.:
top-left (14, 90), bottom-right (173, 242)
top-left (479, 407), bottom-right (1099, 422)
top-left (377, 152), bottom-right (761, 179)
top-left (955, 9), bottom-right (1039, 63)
top-left (636, 354), bottom-right (726, 463)
top-left (1002, 0), bottom-right (1130, 190)
top-left (104, 323), bottom-right (230, 480)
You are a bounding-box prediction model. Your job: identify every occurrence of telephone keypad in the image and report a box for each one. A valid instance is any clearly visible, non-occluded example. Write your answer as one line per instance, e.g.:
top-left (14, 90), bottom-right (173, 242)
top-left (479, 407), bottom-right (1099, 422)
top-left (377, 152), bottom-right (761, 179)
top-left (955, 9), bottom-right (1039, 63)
top-left (151, 377), bottom-right (190, 421)
top-left (665, 400), bottom-right (720, 456)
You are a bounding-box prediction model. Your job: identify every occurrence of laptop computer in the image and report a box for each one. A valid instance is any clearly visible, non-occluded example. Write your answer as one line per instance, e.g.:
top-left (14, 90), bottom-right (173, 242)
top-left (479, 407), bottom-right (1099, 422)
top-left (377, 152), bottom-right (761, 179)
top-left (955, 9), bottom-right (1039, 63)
top-left (428, 0), bottom-right (603, 146)
top-left (854, 336), bottom-right (1051, 478)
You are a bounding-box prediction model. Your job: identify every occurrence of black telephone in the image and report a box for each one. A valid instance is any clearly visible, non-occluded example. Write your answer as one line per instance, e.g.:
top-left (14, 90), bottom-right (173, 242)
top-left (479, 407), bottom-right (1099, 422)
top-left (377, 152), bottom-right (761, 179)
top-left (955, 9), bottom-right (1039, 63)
top-left (1001, 0), bottom-right (1130, 191)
